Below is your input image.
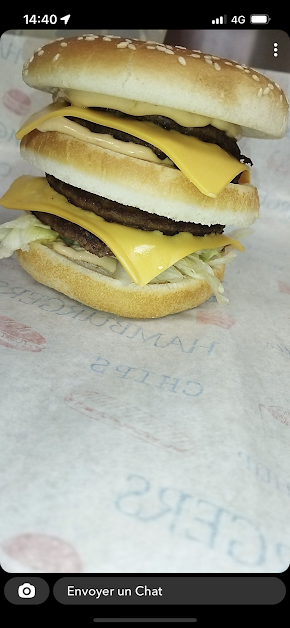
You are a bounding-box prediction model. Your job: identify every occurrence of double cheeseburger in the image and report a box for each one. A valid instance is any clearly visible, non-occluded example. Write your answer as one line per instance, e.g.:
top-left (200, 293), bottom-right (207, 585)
top-left (0, 35), bottom-right (288, 318)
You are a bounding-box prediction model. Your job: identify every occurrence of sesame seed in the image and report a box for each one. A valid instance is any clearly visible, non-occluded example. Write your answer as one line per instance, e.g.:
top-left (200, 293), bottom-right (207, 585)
top-left (280, 94), bottom-right (283, 102)
top-left (125, 39), bottom-right (132, 43)
top-left (103, 36), bottom-right (112, 41)
top-left (214, 62), bottom-right (221, 71)
top-left (257, 87), bottom-right (263, 97)
top-left (60, 42), bottom-right (68, 47)
top-left (244, 69), bottom-right (250, 73)
top-left (165, 44), bottom-right (173, 49)
top-left (128, 43), bottom-right (136, 50)
top-left (235, 64), bottom-right (244, 70)
top-left (190, 53), bottom-right (200, 58)
top-left (85, 36), bottom-right (95, 41)
top-left (252, 74), bottom-right (259, 81)
top-left (178, 56), bottom-right (186, 66)
top-left (263, 87), bottom-right (270, 95)
top-left (37, 49), bottom-right (44, 56)
top-left (146, 41), bottom-right (158, 44)
top-left (205, 58), bottom-right (213, 65)
top-left (275, 82), bottom-right (282, 90)
top-left (268, 83), bottom-right (274, 90)
top-left (53, 54), bottom-right (60, 62)
top-left (224, 61), bottom-right (233, 66)
top-left (176, 45), bottom-right (186, 49)
top-left (156, 45), bottom-right (173, 54)
top-left (146, 45), bottom-right (155, 49)
top-left (77, 36), bottom-right (84, 40)
top-left (117, 41), bottom-right (129, 48)
top-left (204, 54), bottom-right (212, 60)
top-left (23, 69), bottom-right (28, 76)
top-left (56, 37), bottom-right (64, 41)
top-left (212, 55), bottom-right (220, 60)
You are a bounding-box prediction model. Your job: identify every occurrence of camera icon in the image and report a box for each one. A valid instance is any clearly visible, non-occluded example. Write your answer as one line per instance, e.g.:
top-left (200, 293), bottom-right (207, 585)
top-left (18, 582), bottom-right (36, 598)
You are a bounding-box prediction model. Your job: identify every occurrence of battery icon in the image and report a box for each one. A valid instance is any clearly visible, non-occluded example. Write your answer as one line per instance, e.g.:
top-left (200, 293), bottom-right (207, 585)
top-left (250, 14), bottom-right (271, 24)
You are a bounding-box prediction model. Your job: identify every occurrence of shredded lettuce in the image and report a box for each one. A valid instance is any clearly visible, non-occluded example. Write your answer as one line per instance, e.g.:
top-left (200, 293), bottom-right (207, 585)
top-left (0, 213), bottom-right (58, 259)
top-left (150, 246), bottom-right (236, 304)
top-left (149, 228), bottom-right (253, 303)
top-left (177, 253), bottom-right (229, 304)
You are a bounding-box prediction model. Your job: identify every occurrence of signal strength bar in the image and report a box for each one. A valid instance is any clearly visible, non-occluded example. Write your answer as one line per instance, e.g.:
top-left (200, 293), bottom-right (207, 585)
top-left (212, 15), bottom-right (227, 24)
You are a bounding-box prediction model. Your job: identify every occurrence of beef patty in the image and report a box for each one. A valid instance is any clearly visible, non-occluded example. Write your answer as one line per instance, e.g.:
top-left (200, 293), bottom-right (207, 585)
top-left (33, 210), bottom-right (113, 257)
top-left (66, 110), bottom-right (253, 166)
top-left (33, 174), bottom-right (226, 258)
top-left (46, 174), bottom-right (225, 237)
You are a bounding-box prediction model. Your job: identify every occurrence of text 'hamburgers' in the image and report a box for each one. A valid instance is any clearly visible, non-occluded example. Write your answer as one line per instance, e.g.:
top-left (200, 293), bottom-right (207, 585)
top-left (0, 35), bottom-right (288, 318)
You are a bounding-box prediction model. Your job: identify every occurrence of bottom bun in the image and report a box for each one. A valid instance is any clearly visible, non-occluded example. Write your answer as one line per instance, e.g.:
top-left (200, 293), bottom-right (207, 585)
top-left (16, 242), bottom-right (225, 319)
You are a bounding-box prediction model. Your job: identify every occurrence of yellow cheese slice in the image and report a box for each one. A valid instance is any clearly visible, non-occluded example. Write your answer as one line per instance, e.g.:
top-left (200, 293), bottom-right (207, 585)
top-left (16, 102), bottom-right (250, 198)
top-left (0, 176), bottom-right (244, 287)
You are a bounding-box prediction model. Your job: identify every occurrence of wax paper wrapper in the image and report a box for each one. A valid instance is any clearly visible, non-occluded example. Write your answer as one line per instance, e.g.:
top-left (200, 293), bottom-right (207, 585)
top-left (0, 32), bottom-right (289, 574)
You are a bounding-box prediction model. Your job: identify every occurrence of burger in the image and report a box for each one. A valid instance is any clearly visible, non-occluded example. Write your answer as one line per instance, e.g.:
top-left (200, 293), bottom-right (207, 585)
top-left (0, 35), bottom-right (288, 318)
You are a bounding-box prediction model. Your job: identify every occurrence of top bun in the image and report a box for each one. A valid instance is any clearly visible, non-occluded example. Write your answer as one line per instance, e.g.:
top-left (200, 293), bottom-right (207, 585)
top-left (23, 35), bottom-right (288, 139)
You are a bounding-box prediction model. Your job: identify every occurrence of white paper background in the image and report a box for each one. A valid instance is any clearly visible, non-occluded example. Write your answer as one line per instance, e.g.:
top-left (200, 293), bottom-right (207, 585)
top-left (0, 32), bottom-right (289, 574)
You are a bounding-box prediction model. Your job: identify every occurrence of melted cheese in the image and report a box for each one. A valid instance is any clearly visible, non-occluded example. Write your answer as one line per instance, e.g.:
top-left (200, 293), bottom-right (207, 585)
top-left (16, 102), bottom-right (250, 198)
top-left (60, 89), bottom-right (241, 138)
top-left (0, 175), bottom-right (244, 287)
top-left (36, 117), bottom-right (174, 166)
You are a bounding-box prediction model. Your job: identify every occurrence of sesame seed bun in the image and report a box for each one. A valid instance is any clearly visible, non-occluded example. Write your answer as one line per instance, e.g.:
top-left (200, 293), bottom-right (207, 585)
top-left (16, 241), bottom-right (225, 319)
top-left (20, 129), bottom-right (259, 227)
top-left (23, 35), bottom-right (289, 139)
